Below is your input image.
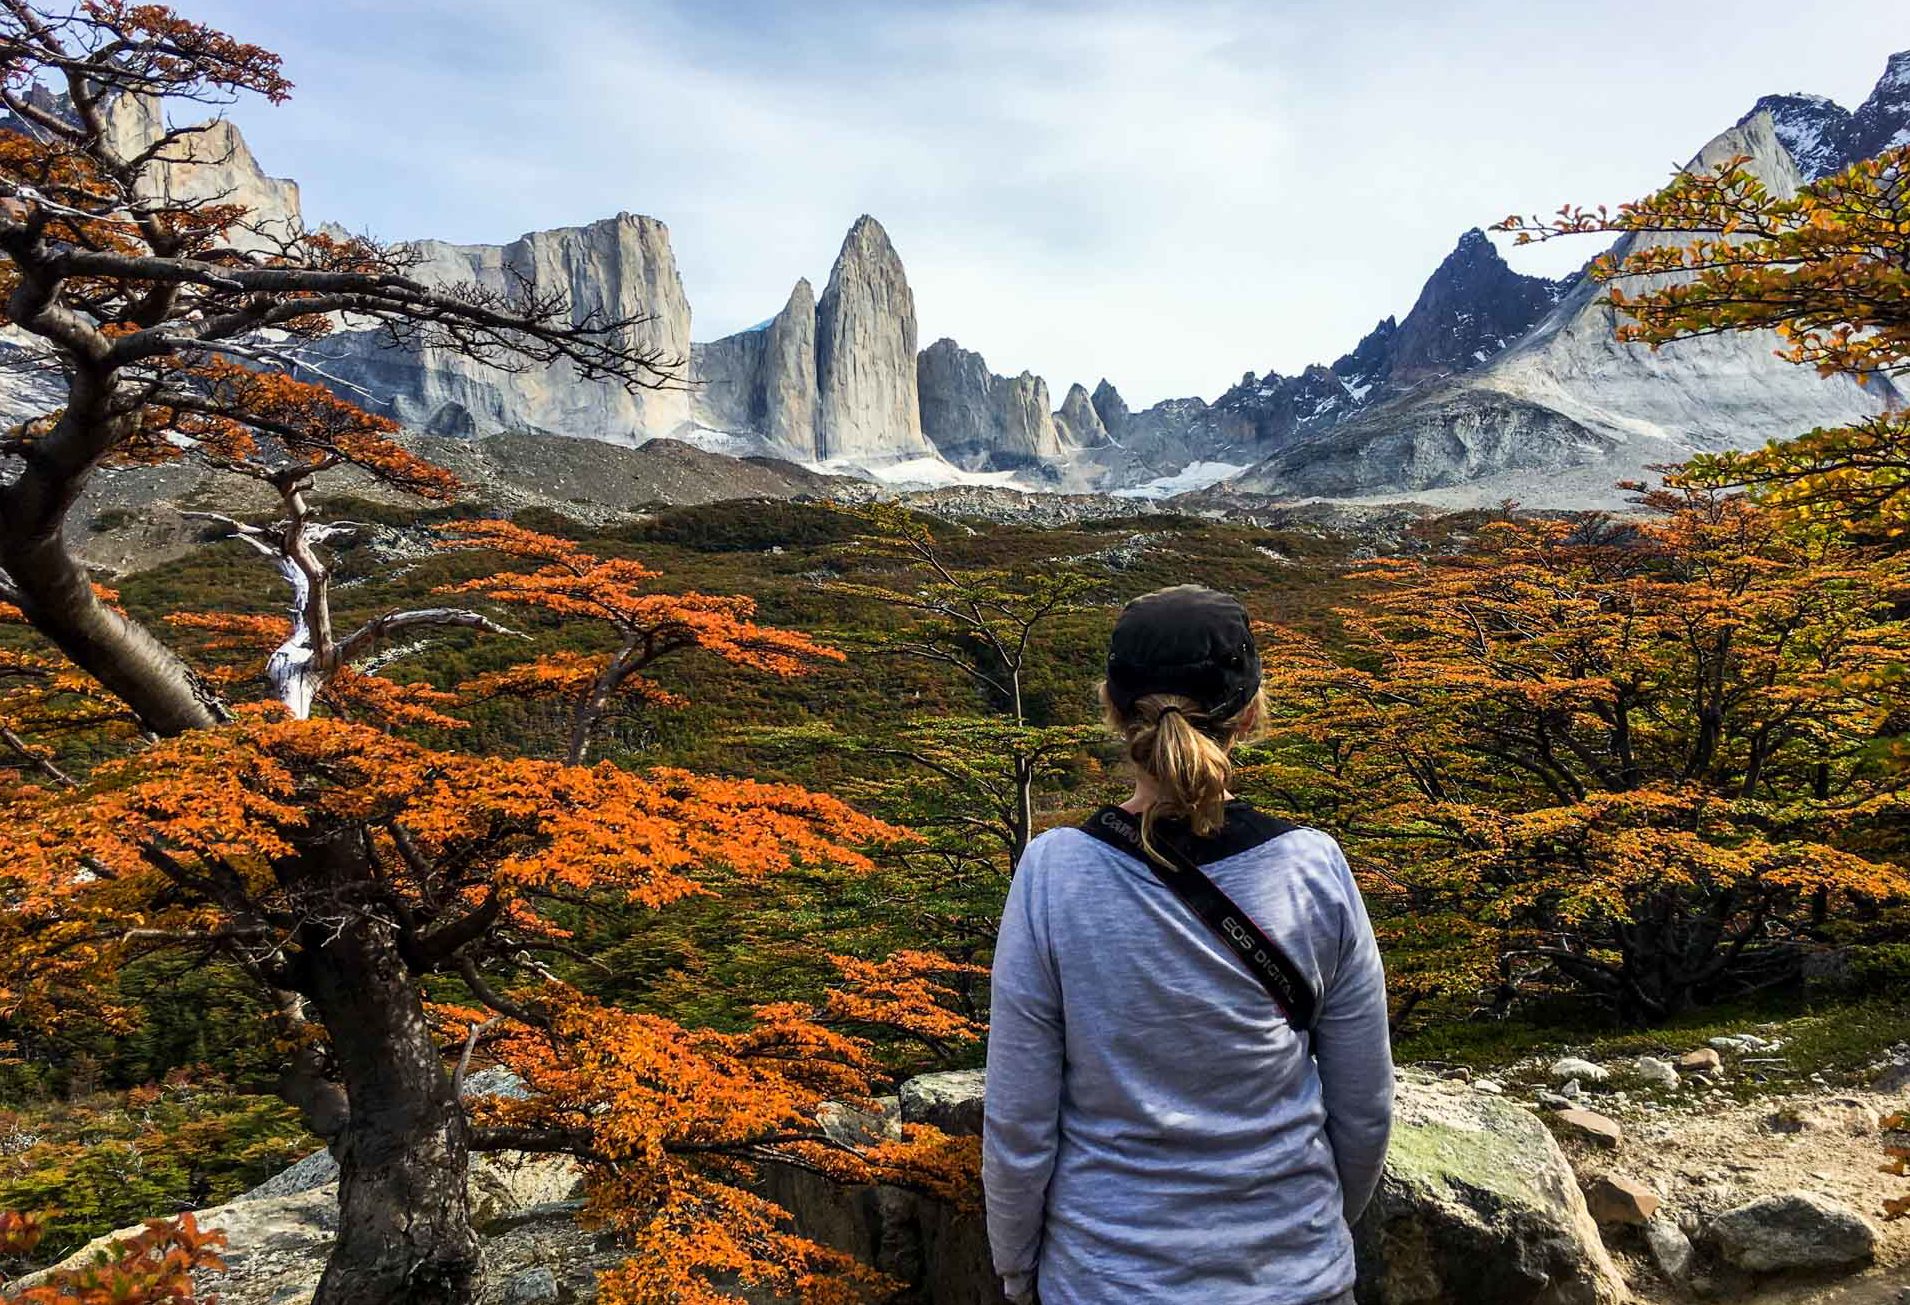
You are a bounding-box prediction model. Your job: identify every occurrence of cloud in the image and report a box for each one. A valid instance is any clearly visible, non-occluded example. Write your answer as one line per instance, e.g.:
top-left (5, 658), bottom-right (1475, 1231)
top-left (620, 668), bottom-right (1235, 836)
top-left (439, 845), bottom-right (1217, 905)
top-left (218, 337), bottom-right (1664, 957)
top-left (189, 0), bottom-right (1894, 405)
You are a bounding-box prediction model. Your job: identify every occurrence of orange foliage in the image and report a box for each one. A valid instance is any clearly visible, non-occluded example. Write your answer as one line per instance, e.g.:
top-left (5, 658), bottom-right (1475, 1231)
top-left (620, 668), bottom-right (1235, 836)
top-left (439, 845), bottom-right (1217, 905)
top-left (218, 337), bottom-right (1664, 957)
top-left (1255, 490), bottom-right (1910, 1021)
top-left (476, 984), bottom-right (976, 1305)
top-left (128, 362), bottom-right (460, 500)
top-left (0, 1210), bottom-right (226, 1303)
top-left (0, 712), bottom-right (972, 1297)
top-left (439, 521), bottom-right (841, 761)
top-left (1498, 147), bottom-right (1910, 534)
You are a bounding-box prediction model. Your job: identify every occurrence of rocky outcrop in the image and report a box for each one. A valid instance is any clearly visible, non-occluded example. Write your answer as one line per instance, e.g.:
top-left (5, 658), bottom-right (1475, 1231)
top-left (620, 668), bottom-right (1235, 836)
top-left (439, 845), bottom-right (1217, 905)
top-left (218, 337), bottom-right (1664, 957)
top-left (816, 216), bottom-right (933, 463)
top-left (762, 1071), bottom-right (1628, 1305)
top-left (692, 278), bottom-right (819, 458)
top-left (310, 214), bottom-right (694, 444)
top-left (917, 339), bottom-right (1064, 469)
top-left (1353, 1077), bottom-right (1629, 1305)
top-left (15, 1150), bottom-right (584, 1303)
top-left (1231, 112), bottom-right (1893, 506)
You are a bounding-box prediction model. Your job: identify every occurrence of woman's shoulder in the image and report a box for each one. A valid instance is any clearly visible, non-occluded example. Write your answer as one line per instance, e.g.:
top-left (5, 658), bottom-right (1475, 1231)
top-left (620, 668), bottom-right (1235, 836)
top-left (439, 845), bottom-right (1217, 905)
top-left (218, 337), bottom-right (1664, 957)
top-left (1021, 822), bottom-right (1102, 870)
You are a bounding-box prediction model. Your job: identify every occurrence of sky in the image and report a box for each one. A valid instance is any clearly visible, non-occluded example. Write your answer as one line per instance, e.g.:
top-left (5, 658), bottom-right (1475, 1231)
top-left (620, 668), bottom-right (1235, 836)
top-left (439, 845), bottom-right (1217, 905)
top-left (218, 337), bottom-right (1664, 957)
top-left (187, 0), bottom-right (1896, 408)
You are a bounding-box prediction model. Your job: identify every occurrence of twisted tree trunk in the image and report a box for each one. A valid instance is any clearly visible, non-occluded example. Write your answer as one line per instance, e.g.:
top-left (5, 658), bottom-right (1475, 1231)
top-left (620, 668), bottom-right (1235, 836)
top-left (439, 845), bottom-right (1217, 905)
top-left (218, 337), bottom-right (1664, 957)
top-left (291, 834), bottom-right (482, 1305)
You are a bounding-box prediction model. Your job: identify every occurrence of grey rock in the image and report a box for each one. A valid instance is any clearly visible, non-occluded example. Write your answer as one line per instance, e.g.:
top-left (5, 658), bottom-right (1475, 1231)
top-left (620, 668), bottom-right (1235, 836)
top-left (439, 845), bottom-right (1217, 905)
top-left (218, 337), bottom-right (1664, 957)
top-left (899, 1069), bottom-right (988, 1138)
top-left (1644, 1213), bottom-right (1696, 1283)
top-left (1550, 1057), bottom-right (1610, 1085)
top-left (1352, 1081), bottom-right (1629, 1304)
top-left (772, 1072), bottom-right (1626, 1305)
top-left (1635, 1056), bottom-right (1681, 1090)
top-left (818, 1096), bottom-right (902, 1147)
top-left (311, 214), bottom-right (694, 444)
top-left (1707, 1190), bottom-right (1879, 1272)
top-left (692, 278), bottom-right (819, 459)
top-left (918, 339), bottom-right (1063, 469)
top-left (815, 215), bottom-right (933, 463)
top-left (462, 1066), bottom-right (532, 1100)
top-left (103, 93), bottom-right (302, 254)
top-left (1052, 383), bottom-right (1109, 450)
top-left (239, 1148), bottom-right (340, 1202)
top-left (504, 1266), bottom-right (560, 1304)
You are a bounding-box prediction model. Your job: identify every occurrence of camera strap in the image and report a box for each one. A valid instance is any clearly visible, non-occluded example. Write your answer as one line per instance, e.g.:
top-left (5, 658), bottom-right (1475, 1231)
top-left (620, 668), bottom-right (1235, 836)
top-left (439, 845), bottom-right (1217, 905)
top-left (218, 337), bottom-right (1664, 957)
top-left (1078, 804), bottom-right (1317, 1031)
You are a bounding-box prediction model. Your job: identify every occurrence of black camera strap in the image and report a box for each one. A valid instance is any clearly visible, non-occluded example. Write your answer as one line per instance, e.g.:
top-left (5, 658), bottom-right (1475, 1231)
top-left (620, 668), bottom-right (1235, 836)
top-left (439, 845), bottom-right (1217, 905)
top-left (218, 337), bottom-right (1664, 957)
top-left (1078, 804), bottom-right (1318, 1032)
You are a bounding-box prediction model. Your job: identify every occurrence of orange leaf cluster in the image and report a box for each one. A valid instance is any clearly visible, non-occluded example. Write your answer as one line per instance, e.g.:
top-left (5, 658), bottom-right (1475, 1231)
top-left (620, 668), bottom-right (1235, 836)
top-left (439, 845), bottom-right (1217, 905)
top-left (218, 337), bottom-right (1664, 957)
top-left (129, 362), bottom-right (460, 500)
top-left (0, 1210), bottom-right (225, 1304)
top-left (473, 980), bottom-right (975, 1305)
top-left (0, 716), bottom-right (904, 1019)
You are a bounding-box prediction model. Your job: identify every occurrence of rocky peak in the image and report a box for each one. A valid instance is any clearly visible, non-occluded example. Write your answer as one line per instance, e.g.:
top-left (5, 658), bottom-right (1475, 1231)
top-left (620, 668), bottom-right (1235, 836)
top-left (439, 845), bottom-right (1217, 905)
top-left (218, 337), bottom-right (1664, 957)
top-left (1381, 227), bottom-right (1566, 392)
top-left (815, 215), bottom-right (932, 462)
top-left (1053, 382), bottom-right (1108, 449)
top-left (1839, 49), bottom-right (1910, 168)
top-left (1090, 379), bottom-right (1131, 436)
top-left (1741, 92), bottom-right (1851, 178)
top-left (1737, 50), bottom-right (1910, 180)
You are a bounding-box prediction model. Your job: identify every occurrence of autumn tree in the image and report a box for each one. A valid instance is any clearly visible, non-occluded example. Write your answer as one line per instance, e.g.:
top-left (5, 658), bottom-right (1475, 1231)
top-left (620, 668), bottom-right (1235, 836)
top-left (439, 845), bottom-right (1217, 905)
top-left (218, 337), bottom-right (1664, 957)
top-left (0, 8), bottom-right (972, 1303)
top-left (1497, 144), bottom-right (1910, 533)
top-left (438, 519), bottom-right (841, 763)
top-left (820, 504), bottom-right (1101, 869)
top-left (1253, 489), bottom-right (1910, 1023)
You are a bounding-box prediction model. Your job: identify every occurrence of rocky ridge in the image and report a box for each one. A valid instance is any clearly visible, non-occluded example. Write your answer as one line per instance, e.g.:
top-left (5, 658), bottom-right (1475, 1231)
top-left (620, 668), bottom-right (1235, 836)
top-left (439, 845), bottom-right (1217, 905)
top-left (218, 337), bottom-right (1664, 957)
top-left (10, 52), bottom-right (1910, 513)
top-left (1229, 111), bottom-right (1895, 507)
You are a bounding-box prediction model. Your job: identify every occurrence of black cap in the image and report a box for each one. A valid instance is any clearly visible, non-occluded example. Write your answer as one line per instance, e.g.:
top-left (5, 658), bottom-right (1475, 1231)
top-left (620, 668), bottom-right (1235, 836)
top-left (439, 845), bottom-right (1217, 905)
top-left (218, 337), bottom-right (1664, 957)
top-left (1104, 585), bottom-right (1261, 720)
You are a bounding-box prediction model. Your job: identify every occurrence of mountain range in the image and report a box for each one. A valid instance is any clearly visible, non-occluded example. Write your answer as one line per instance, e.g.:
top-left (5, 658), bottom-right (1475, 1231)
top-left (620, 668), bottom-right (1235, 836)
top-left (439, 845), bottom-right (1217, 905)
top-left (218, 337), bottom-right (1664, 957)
top-left (10, 51), bottom-right (1910, 509)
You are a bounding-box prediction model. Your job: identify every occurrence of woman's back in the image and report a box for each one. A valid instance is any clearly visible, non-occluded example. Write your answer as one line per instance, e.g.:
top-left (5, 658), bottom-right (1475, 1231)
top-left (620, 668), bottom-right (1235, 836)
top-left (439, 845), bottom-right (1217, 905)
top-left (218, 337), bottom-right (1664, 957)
top-left (983, 804), bottom-right (1392, 1304)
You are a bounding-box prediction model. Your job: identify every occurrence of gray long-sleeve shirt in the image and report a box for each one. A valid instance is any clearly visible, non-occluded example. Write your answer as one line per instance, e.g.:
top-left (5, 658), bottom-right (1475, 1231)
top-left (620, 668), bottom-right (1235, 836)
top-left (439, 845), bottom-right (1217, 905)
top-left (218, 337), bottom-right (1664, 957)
top-left (982, 813), bottom-right (1393, 1304)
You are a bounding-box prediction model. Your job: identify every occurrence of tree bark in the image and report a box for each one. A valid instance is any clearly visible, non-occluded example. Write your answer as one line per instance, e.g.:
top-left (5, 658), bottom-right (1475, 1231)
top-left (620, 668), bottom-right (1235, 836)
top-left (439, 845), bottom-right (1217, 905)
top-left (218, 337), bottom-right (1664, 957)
top-left (292, 837), bottom-right (481, 1305)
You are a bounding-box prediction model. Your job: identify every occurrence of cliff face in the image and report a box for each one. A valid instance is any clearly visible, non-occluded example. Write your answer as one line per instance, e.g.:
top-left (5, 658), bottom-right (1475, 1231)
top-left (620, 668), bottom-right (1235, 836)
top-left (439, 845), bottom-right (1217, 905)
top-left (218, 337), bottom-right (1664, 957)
top-left (691, 279), bottom-right (818, 458)
top-left (96, 92), bottom-right (303, 250)
top-left (917, 338), bottom-right (1066, 469)
top-left (814, 216), bottom-right (933, 462)
top-left (312, 214), bottom-right (694, 443)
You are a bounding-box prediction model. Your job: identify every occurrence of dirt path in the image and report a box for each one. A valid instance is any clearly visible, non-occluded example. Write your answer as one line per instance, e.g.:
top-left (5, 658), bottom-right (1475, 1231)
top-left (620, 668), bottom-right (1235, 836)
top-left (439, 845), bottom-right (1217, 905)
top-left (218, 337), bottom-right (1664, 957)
top-left (1554, 1084), bottom-right (1908, 1302)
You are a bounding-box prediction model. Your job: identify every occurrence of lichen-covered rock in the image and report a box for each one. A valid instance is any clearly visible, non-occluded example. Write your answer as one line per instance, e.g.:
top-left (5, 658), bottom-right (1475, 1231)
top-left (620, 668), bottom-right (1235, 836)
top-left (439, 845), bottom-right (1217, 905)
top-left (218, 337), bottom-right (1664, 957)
top-left (1707, 1190), bottom-right (1879, 1272)
top-left (1353, 1079), bottom-right (1630, 1305)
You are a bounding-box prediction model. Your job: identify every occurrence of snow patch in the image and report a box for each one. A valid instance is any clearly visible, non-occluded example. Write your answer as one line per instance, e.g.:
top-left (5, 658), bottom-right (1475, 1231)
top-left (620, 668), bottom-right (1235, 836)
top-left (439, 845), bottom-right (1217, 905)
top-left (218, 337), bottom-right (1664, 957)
top-left (822, 456), bottom-right (1031, 491)
top-left (1112, 460), bottom-right (1248, 500)
top-left (660, 424), bottom-right (777, 458)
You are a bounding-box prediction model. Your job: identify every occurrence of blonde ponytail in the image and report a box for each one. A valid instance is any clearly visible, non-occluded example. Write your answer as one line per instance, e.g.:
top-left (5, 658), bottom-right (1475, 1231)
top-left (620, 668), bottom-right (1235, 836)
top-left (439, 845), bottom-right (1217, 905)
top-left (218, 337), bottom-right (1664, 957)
top-left (1101, 685), bottom-right (1265, 857)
